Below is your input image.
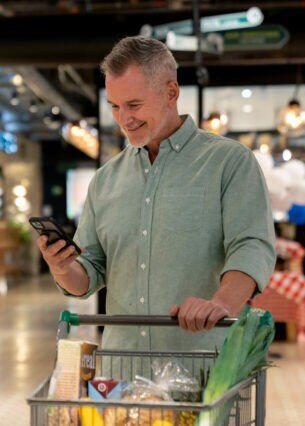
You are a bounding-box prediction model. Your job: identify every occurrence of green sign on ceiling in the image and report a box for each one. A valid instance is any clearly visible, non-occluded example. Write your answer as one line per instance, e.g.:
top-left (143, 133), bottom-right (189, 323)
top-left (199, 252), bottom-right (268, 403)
top-left (140, 7), bottom-right (264, 40)
top-left (221, 24), bottom-right (290, 51)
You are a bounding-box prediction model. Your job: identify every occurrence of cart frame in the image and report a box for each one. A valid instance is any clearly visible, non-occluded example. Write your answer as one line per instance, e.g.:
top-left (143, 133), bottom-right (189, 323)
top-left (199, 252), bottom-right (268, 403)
top-left (27, 311), bottom-right (267, 426)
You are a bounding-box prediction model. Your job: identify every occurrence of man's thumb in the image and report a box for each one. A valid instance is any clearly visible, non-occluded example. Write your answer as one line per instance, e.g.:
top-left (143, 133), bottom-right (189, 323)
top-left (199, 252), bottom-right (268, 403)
top-left (169, 304), bottom-right (180, 317)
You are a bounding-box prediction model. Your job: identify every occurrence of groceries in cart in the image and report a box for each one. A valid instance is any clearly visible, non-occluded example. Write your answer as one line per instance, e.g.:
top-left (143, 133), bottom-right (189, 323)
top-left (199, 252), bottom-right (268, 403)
top-left (103, 359), bottom-right (201, 426)
top-left (103, 374), bottom-right (176, 425)
top-left (47, 340), bottom-right (202, 426)
top-left (88, 378), bottom-right (128, 400)
top-left (199, 305), bottom-right (275, 426)
top-left (47, 339), bottom-right (98, 426)
top-left (28, 306), bottom-right (276, 426)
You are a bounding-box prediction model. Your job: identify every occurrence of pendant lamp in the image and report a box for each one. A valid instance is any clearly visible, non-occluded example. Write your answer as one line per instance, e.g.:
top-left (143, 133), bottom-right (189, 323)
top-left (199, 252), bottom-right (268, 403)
top-left (201, 111), bottom-right (228, 135)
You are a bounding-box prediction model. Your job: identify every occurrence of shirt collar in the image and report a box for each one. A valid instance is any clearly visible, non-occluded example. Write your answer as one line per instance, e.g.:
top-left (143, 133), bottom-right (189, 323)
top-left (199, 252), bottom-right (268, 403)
top-left (132, 114), bottom-right (197, 155)
top-left (168, 114), bottom-right (197, 152)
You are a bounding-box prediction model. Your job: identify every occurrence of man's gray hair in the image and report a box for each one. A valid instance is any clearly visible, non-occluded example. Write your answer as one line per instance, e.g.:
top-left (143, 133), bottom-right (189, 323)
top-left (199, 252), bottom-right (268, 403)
top-left (100, 35), bottom-right (178, 83)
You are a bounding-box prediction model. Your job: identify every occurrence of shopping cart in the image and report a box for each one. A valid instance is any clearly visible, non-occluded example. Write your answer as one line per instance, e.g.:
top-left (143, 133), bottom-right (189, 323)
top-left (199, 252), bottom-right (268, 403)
top-left (27, 311), bottom-right (267, 426)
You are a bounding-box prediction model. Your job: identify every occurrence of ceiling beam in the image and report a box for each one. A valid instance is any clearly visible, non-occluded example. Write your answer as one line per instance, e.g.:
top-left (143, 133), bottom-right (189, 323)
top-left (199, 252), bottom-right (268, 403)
top-left (14, 66), bottom-right (82, 121)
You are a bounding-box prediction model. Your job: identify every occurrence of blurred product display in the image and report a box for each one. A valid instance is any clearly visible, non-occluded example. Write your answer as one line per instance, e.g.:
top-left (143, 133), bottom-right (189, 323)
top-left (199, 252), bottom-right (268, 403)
top-left (251, 237), bottom-right (305, 342)
top-left (0, 220), bottom-right (21, 294)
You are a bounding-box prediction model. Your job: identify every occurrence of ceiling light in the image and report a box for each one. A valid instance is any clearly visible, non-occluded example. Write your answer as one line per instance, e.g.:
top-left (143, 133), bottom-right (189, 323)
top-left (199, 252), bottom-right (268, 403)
top-left (11, 74), bottom-right (23, 86)
top-left (43, 113), bottom-right (62, 130)
top-left (51, 106), bottom-right (60, 115)
top-left (201, 111), bottom-right (228, 135)
top-left (13, 185), bottom-right (27, 197)
top-left (259, 143), bottom-right (270, 154)
top-left (277, 99), bottom-right (305, 137)
top-left (242, 104), bottom-right (253, 113)
top-left (277, 65), bottom-right (305, 137)
top-left (10, 91), bottom-right (20, 106)
top-left (241, 89), bottom-right (252, 98)
top-left (61, 122), bottom-right (99, 159)
top-left (29, 101), bottom-right (38, 113)
top-left (282, 149), bottom-right (292, 161)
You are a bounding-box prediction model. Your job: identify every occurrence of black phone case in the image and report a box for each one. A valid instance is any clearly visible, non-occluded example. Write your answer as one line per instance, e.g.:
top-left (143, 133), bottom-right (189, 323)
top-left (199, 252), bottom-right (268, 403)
top-left (29, 216), bottom-right (81, 254)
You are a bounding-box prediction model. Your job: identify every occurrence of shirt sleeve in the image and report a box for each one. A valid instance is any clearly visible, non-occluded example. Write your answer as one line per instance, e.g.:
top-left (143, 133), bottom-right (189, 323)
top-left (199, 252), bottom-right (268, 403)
top-left (220, 147), bottom-right (276, 292)
top-left (56, 173), bottom-right (107, 299)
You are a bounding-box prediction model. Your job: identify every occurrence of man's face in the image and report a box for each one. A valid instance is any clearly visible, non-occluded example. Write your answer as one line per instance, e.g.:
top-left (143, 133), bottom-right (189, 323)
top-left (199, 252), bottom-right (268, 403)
top-left (105, 65), bottom-right (178, 149)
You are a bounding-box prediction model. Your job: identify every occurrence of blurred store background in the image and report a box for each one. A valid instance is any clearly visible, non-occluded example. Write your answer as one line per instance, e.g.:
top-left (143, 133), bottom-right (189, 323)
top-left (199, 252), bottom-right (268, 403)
top-left (1, 0), bottom-right (305, 321)
top-left (1, 0), bottom-right (305, 323)
top-left (1, 2), bottom-right (305, 424)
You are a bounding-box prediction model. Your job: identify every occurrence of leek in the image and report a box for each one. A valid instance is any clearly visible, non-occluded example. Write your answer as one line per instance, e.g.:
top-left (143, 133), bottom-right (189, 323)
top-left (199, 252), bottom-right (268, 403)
top-left (198, 305), bottom-right (275, 426)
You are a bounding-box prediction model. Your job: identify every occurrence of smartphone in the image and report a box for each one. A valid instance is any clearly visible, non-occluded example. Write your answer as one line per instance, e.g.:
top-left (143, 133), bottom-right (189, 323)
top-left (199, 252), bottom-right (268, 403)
top-left (29, 216), bottom-right (81, 255)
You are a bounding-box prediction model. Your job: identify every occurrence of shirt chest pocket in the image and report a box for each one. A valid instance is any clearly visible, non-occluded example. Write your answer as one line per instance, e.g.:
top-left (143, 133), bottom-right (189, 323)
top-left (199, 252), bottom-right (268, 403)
top-left (156, 188), bottom-right (205, 233)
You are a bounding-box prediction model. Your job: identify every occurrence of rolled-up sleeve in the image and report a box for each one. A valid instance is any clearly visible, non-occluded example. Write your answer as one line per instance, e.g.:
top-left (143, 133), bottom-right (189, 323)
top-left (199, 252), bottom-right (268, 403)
top-left (220, 149), bottom-right (276, 291)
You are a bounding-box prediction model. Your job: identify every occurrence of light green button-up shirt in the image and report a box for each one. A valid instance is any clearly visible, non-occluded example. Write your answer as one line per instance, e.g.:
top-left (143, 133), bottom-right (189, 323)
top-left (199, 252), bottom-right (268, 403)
top-left (64, 115), bottom-right (276, 352)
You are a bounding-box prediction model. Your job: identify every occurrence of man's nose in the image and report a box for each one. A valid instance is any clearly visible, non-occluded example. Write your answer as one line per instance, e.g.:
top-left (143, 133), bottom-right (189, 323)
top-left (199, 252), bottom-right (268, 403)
top-left (118, 108), bottom-right (133, 127)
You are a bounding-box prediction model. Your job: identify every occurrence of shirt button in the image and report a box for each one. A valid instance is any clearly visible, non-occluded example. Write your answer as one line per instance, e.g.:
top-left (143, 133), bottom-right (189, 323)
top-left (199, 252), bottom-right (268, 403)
top-left (141, 330), bottom-right (146, 337)
top-left (175, 144), bottom-right (180, 150)
top-left (145, 197), bottom-right (150, 204)
top-left (140, 297), bottom-right (145, 304)
top-left (140, 263), bottom-right (146, 270)
top-left (144, 168), bottom-right (149, 174)
top-left (142, 230), bottom-right (148, 236)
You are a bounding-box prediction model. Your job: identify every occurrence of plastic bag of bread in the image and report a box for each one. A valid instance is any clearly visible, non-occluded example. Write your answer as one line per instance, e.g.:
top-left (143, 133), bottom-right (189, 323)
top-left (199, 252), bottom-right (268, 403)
top-left (103, 376), bottom-right (177, 426)
top-left (152, 359), bottom-right (201, 402)
top-left (152, 359), bottom-right (201, 426)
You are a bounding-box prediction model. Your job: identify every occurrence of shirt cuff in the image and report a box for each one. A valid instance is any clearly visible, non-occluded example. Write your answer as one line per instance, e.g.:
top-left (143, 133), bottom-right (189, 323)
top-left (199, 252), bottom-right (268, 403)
top-left (55, 256), bottom-right (104, 299)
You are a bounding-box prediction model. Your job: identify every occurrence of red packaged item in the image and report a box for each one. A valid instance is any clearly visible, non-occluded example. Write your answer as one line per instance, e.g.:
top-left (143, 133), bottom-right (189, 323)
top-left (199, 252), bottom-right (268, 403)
top-left (88, 378), bottom-right (128, 400)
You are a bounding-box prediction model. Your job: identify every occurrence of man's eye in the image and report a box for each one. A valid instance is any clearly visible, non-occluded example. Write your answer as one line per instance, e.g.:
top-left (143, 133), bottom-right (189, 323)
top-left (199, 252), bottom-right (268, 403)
top-left (129, 104), bottom-right (140, 108)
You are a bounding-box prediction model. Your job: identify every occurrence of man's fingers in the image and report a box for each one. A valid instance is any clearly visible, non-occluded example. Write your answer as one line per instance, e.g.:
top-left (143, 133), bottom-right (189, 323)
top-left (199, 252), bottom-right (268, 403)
top-left (172, 297), bottom-right (230, 332)
top-left (204, 306), bottom-right (230, 330)
top-left (37, 235), bottom-right (48, 249)
top-left (169, 304), bottom-right (180, 317)
top-left (187, 303), bottom-right (214, 332)
top-left (37, 235), bottom-right (78, 275)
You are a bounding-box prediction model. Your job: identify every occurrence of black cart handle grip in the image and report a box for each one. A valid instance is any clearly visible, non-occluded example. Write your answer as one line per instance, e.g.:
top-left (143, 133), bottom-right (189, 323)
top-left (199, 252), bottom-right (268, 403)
top-left (59, 311), bottom-right (237, 327)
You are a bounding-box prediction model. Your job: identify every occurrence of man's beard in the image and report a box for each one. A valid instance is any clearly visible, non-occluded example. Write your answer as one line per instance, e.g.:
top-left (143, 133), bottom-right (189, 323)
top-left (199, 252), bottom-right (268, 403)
top-left (121, 126), bottom-right (149, 148)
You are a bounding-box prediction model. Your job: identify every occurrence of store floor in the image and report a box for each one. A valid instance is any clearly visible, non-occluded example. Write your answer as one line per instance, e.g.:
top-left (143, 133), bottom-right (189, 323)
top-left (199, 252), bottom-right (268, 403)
top-left (0, 273), bottom-right (305, 426)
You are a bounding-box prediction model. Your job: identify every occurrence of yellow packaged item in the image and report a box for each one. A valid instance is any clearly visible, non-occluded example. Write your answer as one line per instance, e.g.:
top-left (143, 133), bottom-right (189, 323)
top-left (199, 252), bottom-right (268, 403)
top-left (79, 400), bottom-right (104, 426)
top-left (152, 420), bottom-right (174, 426)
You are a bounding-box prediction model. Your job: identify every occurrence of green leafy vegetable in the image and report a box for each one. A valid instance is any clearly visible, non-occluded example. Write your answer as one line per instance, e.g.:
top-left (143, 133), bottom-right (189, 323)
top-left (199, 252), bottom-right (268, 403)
top-left (198, 305), bottom-right (275, 426)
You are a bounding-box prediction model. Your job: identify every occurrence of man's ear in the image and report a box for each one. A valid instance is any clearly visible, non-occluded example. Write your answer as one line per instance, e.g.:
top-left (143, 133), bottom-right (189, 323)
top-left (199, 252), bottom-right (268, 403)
top-left (167, 80), bottom-right (179, 102)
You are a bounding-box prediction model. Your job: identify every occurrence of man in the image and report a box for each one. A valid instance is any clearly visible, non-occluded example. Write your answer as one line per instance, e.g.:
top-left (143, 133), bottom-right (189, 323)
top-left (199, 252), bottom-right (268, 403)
top-left (37, 36), bottom-right (276, 352)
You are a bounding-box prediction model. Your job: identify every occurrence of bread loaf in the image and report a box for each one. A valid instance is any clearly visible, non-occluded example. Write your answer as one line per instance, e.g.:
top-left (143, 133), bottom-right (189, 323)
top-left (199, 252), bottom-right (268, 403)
top-left (103, 394), bottom-right (176, 426)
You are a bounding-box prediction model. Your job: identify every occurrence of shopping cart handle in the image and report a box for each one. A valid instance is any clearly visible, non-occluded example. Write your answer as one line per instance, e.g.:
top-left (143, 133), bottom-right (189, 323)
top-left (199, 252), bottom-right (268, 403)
top-left (57, 312), bottom-right (237, 340)
top-left (69, 313), bottom-right (237, 326)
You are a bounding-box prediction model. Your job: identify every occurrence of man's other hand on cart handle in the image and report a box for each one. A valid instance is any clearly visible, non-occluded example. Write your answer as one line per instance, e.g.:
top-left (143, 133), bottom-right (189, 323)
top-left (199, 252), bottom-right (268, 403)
top-left (169, 270), bottom-right (256, 332)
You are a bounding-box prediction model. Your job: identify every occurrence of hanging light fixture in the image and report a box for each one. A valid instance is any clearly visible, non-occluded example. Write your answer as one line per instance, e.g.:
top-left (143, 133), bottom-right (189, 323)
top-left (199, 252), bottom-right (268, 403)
top-left (277, 65), bottom-right (305, 137)
top-left (277, 100), bottom-right (305, 137)
top-left (29, 100), bottom-right (38, 113)
top-left (201, 111), bottom-right (228, 136)
top-left (61, 121), bottom-right (99, 159)
top-left (10, 91), bottom-right (20, 106)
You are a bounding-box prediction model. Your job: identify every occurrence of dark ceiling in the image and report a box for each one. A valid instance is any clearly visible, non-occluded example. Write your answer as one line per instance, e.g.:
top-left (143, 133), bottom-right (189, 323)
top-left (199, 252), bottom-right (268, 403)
top-left (1, 0), bottom-right (305, 143)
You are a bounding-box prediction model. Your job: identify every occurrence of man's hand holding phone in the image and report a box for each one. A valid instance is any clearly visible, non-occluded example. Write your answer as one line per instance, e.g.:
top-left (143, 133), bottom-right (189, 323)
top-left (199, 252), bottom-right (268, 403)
top-left (30, 216), bottom-right (89, 297)
top-left (29, 216), bottom-right (82, 276)
top-left (37, 233), bottom-right (80, 276)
